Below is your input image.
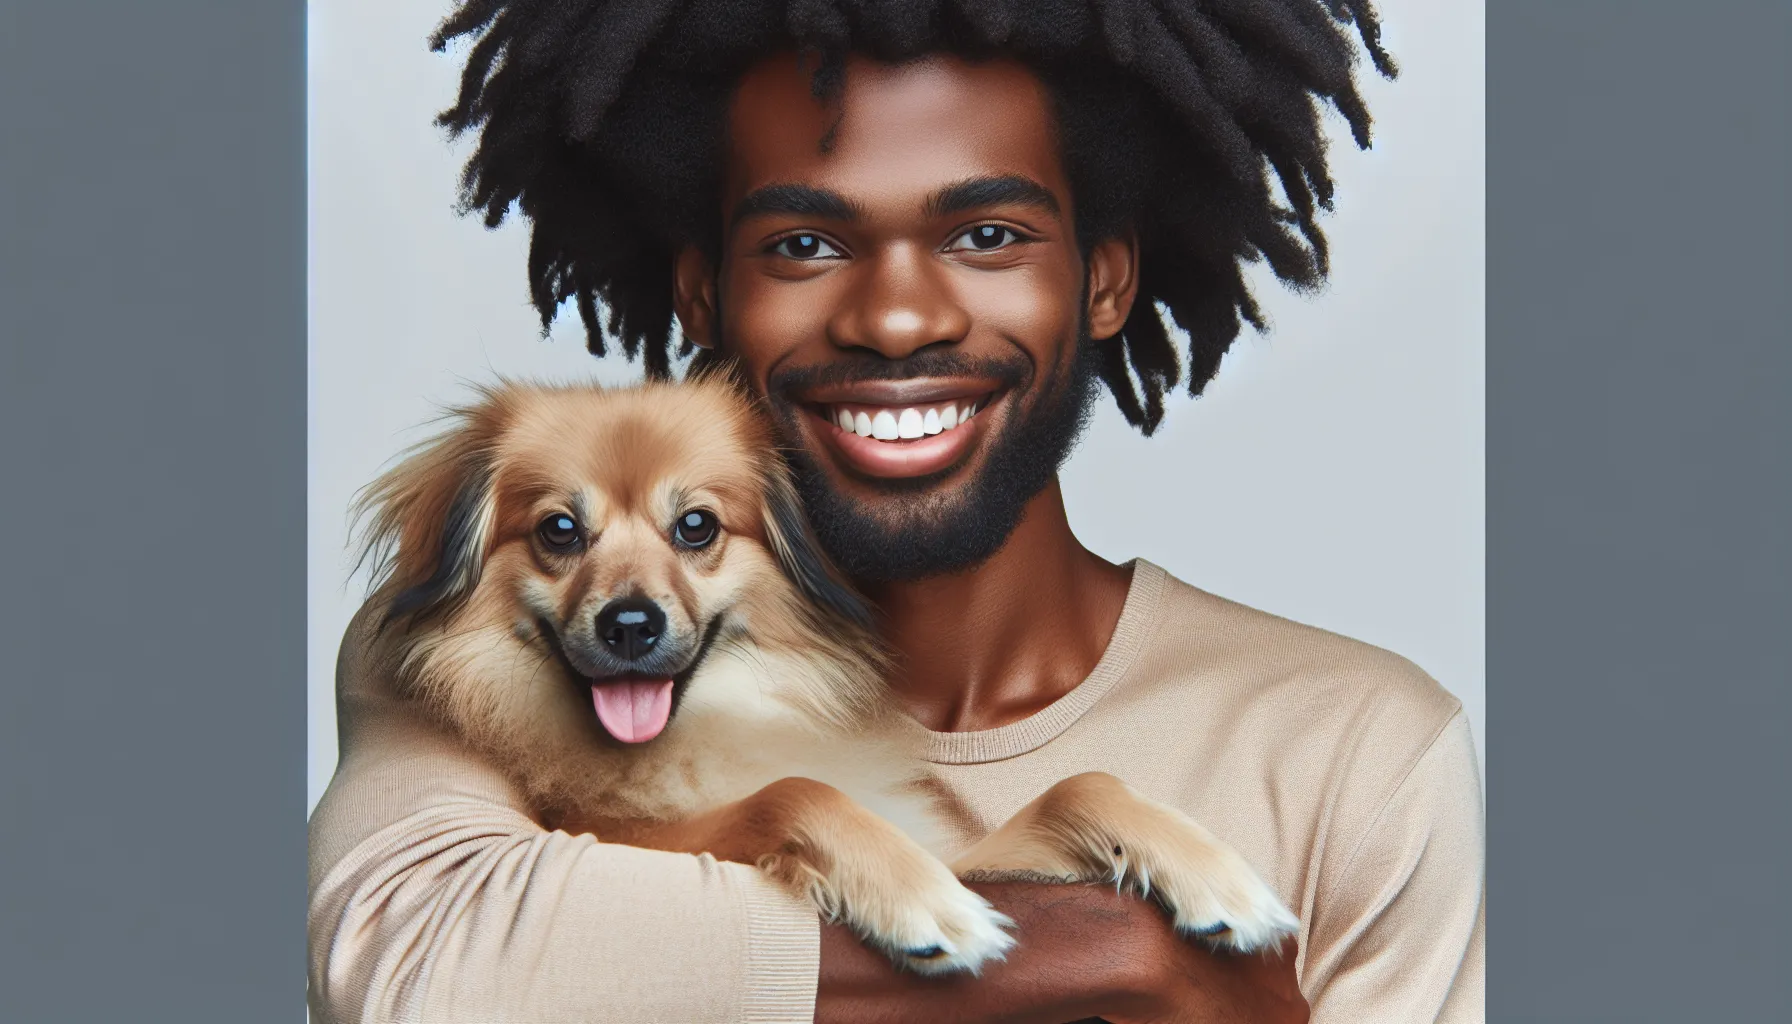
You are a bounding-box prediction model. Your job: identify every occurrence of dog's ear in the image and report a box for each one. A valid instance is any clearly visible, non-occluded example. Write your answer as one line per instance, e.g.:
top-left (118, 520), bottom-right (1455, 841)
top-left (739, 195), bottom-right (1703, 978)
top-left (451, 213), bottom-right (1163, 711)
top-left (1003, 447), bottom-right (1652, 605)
top-left (761, 465), bottom-right (876, 632)
top-left (353, 399), bottom-right (502, 630)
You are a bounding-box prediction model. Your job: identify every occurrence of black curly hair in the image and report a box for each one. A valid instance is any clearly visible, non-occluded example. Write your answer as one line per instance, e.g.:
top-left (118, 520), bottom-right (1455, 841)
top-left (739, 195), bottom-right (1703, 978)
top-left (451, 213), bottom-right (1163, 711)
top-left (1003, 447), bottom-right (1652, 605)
top-left (431, 0), bottom-right (1394, 435)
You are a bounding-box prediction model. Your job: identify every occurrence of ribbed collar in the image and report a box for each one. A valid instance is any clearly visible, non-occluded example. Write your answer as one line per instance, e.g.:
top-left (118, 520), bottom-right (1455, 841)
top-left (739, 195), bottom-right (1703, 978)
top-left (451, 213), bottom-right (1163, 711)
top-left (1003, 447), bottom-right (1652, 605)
top-left (917, 559), bottom-right (1167, 765)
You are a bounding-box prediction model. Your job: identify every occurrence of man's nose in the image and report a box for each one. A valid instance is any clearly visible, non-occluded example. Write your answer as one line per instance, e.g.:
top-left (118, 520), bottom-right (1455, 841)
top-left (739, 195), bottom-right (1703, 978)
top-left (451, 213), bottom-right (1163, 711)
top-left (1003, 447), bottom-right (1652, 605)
top-left (828, 245), bottom-right (971, 359)
top-left (595, 597), bottom-right (667, 662)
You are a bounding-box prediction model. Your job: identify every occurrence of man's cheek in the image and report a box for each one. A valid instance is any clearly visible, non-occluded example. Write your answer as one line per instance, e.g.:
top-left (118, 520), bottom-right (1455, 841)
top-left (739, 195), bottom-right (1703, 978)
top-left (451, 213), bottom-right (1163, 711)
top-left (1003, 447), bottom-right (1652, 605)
top-left (726, 284), bottom-right (830, 373)
top-left (958, 266), bottom-right (1078, 338)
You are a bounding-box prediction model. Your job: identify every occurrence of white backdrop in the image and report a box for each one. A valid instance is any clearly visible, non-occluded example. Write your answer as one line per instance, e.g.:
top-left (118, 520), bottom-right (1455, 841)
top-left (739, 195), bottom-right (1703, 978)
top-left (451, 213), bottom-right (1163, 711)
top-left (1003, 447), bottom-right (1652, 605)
top-left (308, 0), bottom-right (1485, 812)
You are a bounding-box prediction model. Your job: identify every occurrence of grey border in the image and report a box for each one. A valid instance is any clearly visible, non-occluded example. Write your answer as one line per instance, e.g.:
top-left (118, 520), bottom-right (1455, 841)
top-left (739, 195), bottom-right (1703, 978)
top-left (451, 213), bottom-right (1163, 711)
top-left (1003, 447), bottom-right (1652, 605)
top-left (1488, 2), bottom-right (1791, 1019)
top-left (4, 0), bottom-right (1791, 1020)
top-left (0, 2), bottom-right (307, 1019)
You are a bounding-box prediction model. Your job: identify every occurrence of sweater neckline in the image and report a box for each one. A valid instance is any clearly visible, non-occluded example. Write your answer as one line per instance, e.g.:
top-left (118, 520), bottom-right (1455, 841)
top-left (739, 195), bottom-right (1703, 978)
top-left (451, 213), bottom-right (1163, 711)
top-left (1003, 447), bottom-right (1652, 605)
top-left (915, 559), bottom-right (1167, 765)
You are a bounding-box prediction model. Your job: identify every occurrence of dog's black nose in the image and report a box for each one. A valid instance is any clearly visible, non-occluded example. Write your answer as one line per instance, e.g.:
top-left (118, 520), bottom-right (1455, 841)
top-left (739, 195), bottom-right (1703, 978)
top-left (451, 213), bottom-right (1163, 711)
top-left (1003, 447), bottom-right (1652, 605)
top-left (596, 598), bottom-right (666, 662)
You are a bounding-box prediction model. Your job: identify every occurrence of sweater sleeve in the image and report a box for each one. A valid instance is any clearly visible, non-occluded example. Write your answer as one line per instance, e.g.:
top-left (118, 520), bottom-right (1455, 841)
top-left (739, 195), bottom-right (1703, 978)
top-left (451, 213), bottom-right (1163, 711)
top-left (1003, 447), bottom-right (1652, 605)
top-left (1301, 711), bottom-right (1486, 1023)
top-left (306, 610), bottom-right (821, 1024)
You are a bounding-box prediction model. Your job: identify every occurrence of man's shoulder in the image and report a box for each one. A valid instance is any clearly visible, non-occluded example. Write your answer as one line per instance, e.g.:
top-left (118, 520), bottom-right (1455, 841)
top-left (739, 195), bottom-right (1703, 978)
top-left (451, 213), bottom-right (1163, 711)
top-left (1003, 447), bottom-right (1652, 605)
top-left (1128, 561), bottom-right (1462, 748)
top-left (1081, 564), bottom-right (1477, 891)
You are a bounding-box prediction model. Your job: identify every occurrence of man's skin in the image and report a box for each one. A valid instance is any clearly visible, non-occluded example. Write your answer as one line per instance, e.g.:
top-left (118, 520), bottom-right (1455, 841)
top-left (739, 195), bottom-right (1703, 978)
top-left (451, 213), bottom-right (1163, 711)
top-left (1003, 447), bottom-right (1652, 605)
top-left (672, 53), bottom-right (1308, 1023)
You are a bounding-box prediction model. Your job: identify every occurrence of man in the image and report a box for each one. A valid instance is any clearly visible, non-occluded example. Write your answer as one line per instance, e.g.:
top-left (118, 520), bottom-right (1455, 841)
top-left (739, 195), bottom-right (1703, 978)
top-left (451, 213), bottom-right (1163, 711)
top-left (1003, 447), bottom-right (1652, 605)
top-left (308, 2), bottom-right (1483, 1021)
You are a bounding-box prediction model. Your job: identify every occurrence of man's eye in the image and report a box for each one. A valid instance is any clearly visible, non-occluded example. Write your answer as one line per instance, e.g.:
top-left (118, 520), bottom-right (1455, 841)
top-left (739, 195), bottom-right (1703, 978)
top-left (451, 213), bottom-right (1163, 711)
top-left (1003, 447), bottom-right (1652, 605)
top-left (770, 234), bottom-right (843, 260)
top-left (946, 225), bottom-right (1022, 252)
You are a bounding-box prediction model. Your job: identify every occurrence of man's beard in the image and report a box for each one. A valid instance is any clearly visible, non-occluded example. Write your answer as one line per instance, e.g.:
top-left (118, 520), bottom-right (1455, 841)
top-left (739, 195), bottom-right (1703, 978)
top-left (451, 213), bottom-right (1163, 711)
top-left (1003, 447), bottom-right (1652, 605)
top-left (765, 332), bottom-right (1103, 583)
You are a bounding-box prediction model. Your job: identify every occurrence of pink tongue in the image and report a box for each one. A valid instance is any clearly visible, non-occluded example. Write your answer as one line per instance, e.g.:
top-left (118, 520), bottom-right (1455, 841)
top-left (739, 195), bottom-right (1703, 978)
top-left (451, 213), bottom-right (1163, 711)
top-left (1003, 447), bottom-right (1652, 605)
top-left (590, 679), bottom-right (675, 743)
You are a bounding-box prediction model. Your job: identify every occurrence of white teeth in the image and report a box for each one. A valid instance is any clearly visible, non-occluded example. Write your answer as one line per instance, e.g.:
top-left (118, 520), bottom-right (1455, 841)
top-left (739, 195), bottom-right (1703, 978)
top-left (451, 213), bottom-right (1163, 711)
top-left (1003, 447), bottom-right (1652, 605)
top-left (871, 410), bottom-right (899, 440)
top-left (832, 399), bottom-right (985, 441)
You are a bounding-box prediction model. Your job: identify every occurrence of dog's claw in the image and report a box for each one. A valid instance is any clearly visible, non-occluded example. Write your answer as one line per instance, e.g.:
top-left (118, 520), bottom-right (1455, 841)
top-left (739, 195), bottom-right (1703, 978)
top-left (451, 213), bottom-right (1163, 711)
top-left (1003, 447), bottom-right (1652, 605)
top-left (1186, 921), bottom-right (1231, 938)
top-left (904, 945), bottom-right (947, 959)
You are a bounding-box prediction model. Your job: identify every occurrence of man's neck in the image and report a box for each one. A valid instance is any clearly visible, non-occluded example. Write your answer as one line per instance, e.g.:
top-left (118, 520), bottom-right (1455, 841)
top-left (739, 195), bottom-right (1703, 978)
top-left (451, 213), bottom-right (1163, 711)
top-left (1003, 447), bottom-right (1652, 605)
top-left (861, 478), bottom-right (1134, 733)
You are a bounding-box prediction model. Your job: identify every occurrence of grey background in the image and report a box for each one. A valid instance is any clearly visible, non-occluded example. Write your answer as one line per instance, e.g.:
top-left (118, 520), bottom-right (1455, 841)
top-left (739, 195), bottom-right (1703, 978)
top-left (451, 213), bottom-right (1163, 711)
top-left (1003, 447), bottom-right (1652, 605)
top-left (1486, 3), bottom-right (1791, 1018)
top-left (0, 1), bottom-right (308, 1020)
top-left (5, 1), bottom-right (1790, 1021)
top-left (306, 0), bottom-right (1488, 813)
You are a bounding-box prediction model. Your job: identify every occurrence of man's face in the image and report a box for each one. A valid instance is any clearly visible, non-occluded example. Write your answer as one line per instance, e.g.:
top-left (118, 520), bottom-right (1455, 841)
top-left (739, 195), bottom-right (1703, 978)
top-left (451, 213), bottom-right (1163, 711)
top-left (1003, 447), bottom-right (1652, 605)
top-left (680, 54), bottom-right (1131, 582)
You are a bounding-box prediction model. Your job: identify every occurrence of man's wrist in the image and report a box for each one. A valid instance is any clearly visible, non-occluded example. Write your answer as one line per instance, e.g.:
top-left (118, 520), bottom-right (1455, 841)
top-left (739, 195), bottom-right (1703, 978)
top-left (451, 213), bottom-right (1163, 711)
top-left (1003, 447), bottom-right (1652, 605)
top-left (965, 881), bottom-right (1310, 1024)
top-left (960, 881), bottom-right (1164, 1017)
top-left (815, 881), bottom-right (1143, 1024)
top-left (816, 880), bottom-right (1307, 1024)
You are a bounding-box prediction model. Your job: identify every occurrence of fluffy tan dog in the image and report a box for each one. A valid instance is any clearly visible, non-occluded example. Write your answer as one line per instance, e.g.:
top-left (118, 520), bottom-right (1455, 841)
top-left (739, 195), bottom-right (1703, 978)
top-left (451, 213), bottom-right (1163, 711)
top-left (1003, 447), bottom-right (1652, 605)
top-left (355, 374), bottom-right (1296, 974)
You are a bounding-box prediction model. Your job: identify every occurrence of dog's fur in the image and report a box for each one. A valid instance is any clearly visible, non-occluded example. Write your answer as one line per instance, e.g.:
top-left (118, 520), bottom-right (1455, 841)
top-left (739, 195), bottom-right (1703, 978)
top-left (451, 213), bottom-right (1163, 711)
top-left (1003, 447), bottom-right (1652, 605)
top-left (355, 374), bottom-right (1297, 973)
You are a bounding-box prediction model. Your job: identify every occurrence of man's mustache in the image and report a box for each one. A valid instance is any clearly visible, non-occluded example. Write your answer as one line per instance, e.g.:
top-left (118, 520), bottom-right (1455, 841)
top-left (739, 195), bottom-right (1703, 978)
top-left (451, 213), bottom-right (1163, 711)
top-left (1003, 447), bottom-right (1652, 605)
top-left (766, 349), bottom-right (1032, 396)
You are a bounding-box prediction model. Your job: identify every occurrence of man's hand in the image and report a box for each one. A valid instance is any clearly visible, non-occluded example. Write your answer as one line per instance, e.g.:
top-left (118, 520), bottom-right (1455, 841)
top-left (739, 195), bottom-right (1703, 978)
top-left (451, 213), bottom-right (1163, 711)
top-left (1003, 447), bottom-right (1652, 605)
top-left (815, 880), bottom-right (1307, 1024)
top-left (1096, 928), bottom-right (1305, 1024)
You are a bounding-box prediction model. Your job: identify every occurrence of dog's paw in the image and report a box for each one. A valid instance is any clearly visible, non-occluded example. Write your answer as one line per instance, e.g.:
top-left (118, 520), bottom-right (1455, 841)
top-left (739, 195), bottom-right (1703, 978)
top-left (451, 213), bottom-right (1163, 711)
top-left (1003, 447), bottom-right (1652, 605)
top-left (1118, 843), bottom-right (1299, 953)
top-left (865, 869), bottom-right (1017, 976)
top-left (766, 843), bottom-right (1016, 975)
top-left (1100, 824), bottom-right (1299, 954)
top-left (952, 773), bottom-right (1299, 955)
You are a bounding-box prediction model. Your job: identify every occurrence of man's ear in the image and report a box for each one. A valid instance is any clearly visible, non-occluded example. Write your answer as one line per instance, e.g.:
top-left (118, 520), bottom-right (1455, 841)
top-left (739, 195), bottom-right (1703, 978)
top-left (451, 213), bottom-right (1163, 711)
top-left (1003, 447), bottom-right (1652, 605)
top-left (1086, 233), bottom-right (1141, 341)
top-left (673, 246), bottom-right (718, 350)
top-left (760, 467), bottom-right (876, 631)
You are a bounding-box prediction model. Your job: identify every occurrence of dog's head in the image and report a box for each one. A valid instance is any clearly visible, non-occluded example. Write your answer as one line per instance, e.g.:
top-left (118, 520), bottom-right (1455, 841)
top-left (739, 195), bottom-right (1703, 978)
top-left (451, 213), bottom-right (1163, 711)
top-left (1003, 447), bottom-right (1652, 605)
top-left (354, 375), bottom-right (884, 787)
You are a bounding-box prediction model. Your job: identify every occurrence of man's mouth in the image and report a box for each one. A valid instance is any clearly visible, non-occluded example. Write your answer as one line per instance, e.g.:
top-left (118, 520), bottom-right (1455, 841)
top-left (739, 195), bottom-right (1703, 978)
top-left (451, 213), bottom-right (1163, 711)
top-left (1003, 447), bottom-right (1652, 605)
top-left (798, 382), bottom-right (1001, 479)
top-left (823, 396), bottom-right (987, 441)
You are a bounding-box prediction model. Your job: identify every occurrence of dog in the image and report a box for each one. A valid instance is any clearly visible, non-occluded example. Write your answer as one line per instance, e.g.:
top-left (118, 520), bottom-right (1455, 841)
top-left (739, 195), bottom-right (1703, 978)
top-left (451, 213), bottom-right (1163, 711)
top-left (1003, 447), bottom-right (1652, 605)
top-left (353, 373), bottom-right (1298, 974)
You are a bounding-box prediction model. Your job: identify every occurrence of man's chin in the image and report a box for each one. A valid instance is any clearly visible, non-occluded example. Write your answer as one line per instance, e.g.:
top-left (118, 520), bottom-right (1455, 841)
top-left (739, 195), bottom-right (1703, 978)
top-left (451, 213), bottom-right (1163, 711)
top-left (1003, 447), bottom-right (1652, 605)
top-left (787, 426), bottom-right (1045, 583)
top-left (801, 494), bottom-right (1016, 583)
top-left (767, 339), bottom-right (1101, 583)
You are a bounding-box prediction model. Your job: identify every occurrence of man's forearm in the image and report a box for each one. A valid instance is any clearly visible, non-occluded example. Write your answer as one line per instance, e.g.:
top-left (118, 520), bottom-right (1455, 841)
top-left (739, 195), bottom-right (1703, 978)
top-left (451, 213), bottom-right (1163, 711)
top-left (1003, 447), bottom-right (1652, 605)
top-left (815, 881), bottom-right (1307, 1024)
top-left (815, 883), bottom-right (1122, 1024)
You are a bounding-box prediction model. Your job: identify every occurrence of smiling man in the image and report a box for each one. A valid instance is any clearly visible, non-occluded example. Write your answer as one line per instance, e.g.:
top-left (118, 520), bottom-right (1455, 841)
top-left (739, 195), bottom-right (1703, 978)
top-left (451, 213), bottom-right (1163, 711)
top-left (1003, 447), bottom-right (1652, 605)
top-left (309, 3), bottom-right (1483, 1023)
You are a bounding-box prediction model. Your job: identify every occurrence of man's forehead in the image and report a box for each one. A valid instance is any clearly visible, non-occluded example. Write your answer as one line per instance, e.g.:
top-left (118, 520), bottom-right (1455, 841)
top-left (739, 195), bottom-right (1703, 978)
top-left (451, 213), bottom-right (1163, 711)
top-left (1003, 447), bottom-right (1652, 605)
top-left (722, 52), bottom-right (1069, 212)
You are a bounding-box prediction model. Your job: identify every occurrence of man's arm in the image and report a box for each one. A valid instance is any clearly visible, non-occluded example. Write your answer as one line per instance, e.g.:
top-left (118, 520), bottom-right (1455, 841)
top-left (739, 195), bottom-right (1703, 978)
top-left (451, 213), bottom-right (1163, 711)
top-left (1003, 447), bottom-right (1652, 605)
top-left (816, 882), bottom-right (1309, 1024)
top-left (307, 610), bottom-right (821, 1024)
top-left (311, 742), bottom-right (1307, 1024)
top-left (310, 607), bottom-right (1314, 1023)
top-left (1302, 711), bottom-right (1485, 1023)
top-left (307, 717), bottom-right (824, 1024)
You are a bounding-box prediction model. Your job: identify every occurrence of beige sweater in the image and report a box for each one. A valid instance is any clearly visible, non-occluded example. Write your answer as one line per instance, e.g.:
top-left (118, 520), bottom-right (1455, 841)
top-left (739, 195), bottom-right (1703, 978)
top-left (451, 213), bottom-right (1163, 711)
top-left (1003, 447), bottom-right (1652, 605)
top-left (309, 560), bottom-right (1484, 1023)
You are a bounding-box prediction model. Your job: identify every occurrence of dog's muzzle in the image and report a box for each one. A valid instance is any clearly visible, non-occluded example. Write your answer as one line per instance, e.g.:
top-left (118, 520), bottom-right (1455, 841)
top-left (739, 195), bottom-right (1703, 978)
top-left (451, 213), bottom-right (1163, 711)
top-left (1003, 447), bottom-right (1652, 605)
top-left (540, 601), bottom-right (722, 746)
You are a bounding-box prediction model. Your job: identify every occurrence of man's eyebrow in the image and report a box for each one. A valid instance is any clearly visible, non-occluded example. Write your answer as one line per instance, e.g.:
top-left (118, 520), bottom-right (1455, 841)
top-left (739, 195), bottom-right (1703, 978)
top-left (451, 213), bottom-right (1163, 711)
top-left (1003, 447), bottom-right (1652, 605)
top-left (925, 175), bottom-right (1062, 219)
top-left (730, 184), bottom-right (862, 228)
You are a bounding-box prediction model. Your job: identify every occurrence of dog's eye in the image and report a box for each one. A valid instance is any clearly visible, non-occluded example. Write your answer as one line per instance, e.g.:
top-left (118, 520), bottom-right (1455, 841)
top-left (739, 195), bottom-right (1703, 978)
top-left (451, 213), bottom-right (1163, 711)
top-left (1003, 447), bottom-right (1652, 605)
top-left (673, 509), bottom-right (719, 549)
top-left (538, 513), bottom-right (582, 552)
